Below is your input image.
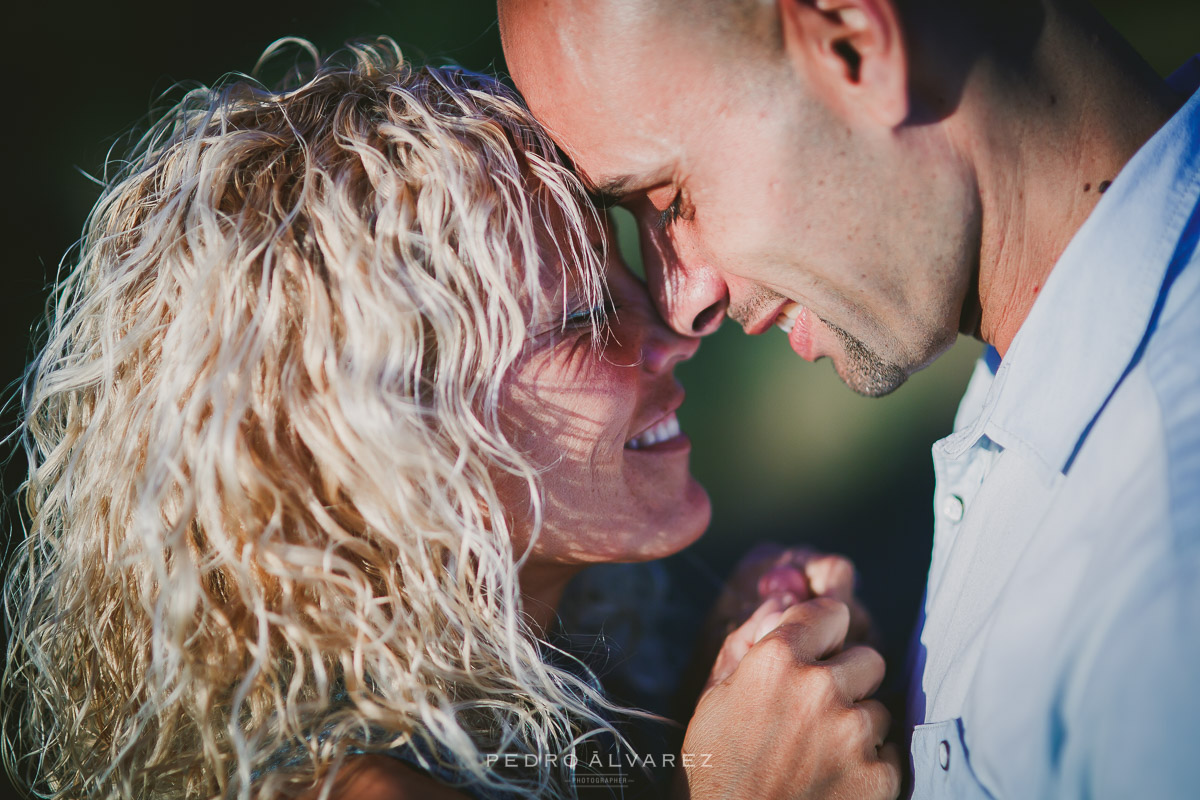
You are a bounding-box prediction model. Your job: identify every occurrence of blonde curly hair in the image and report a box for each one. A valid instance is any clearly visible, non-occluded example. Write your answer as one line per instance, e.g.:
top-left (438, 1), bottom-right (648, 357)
top-left (3, 37), bottom-right (624, 799)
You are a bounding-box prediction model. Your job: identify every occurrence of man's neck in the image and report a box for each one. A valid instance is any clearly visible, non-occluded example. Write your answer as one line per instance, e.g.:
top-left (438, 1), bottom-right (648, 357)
top-left (951, 3), bottom-right (1182, 356)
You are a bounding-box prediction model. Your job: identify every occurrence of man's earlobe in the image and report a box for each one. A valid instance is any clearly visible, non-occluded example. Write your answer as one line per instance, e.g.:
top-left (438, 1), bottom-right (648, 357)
top-left (779, 0), bottom-right (909, 127)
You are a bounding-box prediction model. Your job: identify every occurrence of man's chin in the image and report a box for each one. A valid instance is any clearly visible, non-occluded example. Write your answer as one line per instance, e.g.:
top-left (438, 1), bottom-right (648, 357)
top-left (837, 362), bottom-right (909, 398)
top-left (820, 319), bottom-right (910, 398)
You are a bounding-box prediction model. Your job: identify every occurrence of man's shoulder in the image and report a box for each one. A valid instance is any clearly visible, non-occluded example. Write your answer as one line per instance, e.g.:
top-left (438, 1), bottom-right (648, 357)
top-left (1139, 249), bottom-right (1200, 539)
top-left (1058, 284), bottom-right (1199, 556)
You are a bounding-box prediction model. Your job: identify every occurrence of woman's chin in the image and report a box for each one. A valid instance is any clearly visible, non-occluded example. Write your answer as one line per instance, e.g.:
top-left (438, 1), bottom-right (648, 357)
top-left (626, 478), bottom-right (712, 562)
top-left (533, 477), bottom-right (711, 567)
top-left (679, 479), bottom-right (713, 546)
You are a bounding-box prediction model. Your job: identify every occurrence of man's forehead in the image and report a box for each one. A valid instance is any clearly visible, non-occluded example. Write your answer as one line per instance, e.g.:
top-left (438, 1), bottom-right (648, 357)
top-left (501, 0), bottom-right (702, 194)
top-left (501, 0), bottom-right (650, 89)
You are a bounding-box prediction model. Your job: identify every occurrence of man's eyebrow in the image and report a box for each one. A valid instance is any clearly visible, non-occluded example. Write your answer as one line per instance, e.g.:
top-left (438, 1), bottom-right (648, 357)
top-left (589, 175), bottom-right (640, 208)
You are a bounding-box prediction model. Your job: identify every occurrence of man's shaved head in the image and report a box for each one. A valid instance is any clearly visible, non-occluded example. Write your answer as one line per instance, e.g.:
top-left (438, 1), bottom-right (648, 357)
top-left (500, 0), bottom-right (784, 118)
top-left (501, 0), bottom-right (772, 46)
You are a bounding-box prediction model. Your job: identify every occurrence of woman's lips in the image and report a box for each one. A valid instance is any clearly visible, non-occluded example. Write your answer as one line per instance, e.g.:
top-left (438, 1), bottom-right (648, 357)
top-left (626, 410), bottom-right (689, 451)
top-left (776, 302), bottom-right (817, 362)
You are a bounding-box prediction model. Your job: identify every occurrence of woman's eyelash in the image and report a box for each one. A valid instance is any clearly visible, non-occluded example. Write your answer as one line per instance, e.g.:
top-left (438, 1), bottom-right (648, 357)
top-left (564, 306), bottom-right (597, 326)
top-left (656, 192), bottom-right (684, 230)
top-left (564, 299), bottom-right (616, 328)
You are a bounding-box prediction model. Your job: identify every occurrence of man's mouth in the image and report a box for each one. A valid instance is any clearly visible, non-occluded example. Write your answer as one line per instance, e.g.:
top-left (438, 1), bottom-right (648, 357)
top-left (626, 411), bottom-right (683, 450)
top-left (775, 302), bottom-right (817, 361)
top-left (775, 302), bottom-right (802, 334)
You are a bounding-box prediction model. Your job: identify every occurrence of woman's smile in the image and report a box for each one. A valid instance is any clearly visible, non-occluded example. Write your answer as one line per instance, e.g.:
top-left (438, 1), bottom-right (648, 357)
top-left (625, 408), bottom-right (687, 451)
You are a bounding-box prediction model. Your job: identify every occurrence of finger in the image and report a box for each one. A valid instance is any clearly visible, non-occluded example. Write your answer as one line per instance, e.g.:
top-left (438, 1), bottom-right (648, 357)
top-left (757, 564), bottom-right (811, 601)
top-left (707, 595), bottom-right (792, 690)
top-left (855, 698), bottom-right (892, 752)
top-left (803, 555), bottom-right (874, 644)
top-left (707, 615), bottom-right (785, 693)
top-left (742, 594), bottom-right (792, 646)
top-left (804, 553), bottom-right (856, 604)
top-left (845, 598), bottom-right (875, 646)
top-left (769, 596), bottom-right (851, 662)
top-left (825, 644), bottom-right (887, 701)
top-left (713, 543), bottom-right (789, 619)
top-left (729, 543), bottom-right (786, 591)
top-left (872, 742), bottom-right (904, 800)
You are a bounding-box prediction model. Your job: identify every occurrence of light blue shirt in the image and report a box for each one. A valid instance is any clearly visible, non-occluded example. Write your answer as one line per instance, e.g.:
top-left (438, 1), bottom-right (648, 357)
top-left (908, 58), bottom-right (1200, 799)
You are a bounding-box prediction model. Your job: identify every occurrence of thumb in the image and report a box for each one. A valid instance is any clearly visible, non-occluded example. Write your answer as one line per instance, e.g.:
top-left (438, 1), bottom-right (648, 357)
top-left (705, 594), bottom-right (796, 692)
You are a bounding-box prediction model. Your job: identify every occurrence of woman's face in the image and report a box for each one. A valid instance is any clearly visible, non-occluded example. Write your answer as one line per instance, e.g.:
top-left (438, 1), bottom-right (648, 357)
top-left (502, 219), bottom-right (711, 571)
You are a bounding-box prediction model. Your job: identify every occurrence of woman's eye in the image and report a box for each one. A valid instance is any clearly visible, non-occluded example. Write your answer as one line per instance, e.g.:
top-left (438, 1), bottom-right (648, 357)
top-left (564, 306), bottom-right (595, 326)
top-left (564, 298), bottom-right (617, 330)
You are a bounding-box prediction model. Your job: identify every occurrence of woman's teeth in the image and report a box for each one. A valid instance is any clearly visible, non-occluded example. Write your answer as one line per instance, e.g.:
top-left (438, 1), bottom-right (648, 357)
top-left (627, 412), bottom-right (681, 449)
top-left (776, 302), bottom-right (802, 333)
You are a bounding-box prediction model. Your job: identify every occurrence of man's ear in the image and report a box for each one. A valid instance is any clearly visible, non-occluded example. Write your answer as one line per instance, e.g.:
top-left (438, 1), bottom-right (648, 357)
top-left (778, 0), bottom-right (908, 127)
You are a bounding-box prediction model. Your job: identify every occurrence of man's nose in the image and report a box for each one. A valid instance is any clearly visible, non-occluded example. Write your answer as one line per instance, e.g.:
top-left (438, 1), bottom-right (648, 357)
top-left (642, 230), bottom-right (729, 337)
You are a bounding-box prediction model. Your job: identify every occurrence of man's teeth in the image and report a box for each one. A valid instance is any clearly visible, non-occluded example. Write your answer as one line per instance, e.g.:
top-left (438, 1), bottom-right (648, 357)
top-left (627, 412), bottom-right (681, 450)
top-left (776, 302), bottom-right (802, 333)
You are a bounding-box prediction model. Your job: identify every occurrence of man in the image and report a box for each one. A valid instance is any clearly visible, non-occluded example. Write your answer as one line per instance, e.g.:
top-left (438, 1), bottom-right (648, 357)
top-left (499, 1), bottom-right (1200, 798)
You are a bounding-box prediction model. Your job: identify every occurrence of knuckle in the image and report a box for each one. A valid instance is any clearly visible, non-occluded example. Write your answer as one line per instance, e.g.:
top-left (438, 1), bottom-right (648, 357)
top-left (847, 644), bottom-right (887, 678)
top-left (833, 705), bottom-right (864, 742)
top-left (811, 594), bottom-right (849, 616)
top-left (785, 594), bottom-right (847, 622)
top-left (742, 631), bottom-right (794, 673)
top-left (777, 597), bottom-right (851, 646)
top-left (859, 697), bottom-right (891, 722)
top-left (851, 705), bottom-right (877, 742)
top-left (810, 595), bottom-right (852, 630)
top-left (856, 699), bottom-right (891, 741)
top-left (799, 662), bottom-right (840, 701)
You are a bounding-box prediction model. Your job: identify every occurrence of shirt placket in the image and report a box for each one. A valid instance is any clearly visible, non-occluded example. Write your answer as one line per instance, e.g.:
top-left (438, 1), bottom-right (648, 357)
top-left (928, 435), bottom-right (1000, 598)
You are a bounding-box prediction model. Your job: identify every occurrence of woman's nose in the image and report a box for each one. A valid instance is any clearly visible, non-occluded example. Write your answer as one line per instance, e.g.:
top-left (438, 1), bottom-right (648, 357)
top-left (641, 315), bottom-right (701, 375)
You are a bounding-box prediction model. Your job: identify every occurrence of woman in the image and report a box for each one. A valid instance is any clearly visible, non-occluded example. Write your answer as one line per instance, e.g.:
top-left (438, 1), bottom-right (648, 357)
top-left (1, 39), bottom-right (711, 799)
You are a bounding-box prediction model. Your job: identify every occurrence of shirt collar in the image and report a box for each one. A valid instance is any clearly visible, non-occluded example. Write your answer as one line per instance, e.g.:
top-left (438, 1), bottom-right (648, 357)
top-left (945, 59), bottom-right (1200, 474)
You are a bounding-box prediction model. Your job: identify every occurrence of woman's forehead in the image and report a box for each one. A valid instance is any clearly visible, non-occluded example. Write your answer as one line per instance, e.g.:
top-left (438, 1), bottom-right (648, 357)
top-left (523, 203), bottom-right (607, 306)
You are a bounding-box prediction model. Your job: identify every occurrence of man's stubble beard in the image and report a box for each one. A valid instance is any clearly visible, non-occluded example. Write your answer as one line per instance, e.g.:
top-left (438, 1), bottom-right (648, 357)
top-left (728, 285), bottom-right (909, 396)
top-left (819, 315), bottom-right (909, 398)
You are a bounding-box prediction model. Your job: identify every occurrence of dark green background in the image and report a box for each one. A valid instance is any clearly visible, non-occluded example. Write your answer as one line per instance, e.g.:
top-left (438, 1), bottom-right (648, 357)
top-left (1, 2), bottom-right (1196, 795)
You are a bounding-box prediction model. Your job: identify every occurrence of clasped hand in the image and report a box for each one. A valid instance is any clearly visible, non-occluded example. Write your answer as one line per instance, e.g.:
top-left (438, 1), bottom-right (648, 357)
top-left (676, 546), bottom-right (902, 800)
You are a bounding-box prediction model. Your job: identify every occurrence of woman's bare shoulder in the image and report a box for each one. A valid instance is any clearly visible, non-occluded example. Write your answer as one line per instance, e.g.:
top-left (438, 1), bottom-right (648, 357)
top-left (296, 754), bottom-right (473, 800)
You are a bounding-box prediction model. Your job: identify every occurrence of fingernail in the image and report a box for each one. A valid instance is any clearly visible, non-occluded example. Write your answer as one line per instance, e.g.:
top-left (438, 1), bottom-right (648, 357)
top-left (755, 612), bottom-right (784, 642)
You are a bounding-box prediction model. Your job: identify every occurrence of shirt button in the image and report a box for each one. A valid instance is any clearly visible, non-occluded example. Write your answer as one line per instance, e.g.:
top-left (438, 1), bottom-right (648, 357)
top-left (943, 494), bottom-right (965, 523)
top-left (938, 739), bottom-right (951, 771)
